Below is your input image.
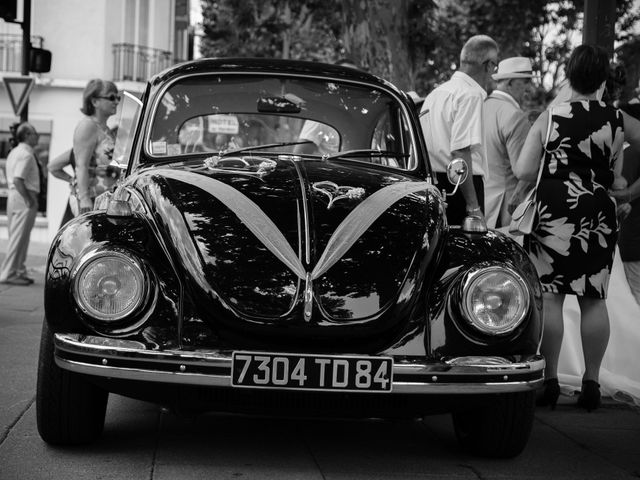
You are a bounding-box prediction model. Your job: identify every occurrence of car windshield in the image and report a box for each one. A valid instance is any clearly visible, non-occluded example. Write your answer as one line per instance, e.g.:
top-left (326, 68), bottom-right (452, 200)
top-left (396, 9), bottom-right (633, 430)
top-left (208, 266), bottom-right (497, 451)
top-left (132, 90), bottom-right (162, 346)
top-left (146, 74), bottom-right (418, 170)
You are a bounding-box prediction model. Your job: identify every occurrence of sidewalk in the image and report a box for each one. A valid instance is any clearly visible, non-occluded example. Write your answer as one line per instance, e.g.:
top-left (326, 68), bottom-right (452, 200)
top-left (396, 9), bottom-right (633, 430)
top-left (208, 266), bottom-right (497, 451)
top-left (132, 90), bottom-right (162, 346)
top-left (0, 238), bottom-right (51, 263)
top-left (0, 238), bottom-right (50, 301)
top-left (0, 237), bottom-right (50, 267)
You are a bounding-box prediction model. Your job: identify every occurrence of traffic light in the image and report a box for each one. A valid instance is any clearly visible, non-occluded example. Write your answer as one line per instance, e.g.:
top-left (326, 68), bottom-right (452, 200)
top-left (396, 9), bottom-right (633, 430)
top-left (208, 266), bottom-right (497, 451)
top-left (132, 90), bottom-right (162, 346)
top-left (30, 47), bottom-right (52, 73)
top-left (0, 0), bottom-right (18, 23)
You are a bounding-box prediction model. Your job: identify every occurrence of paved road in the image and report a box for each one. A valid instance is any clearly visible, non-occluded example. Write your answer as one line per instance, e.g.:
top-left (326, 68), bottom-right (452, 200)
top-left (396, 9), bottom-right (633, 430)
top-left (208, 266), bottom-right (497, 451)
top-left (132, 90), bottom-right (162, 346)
top-left (1, 242), bottom-right (639, 479)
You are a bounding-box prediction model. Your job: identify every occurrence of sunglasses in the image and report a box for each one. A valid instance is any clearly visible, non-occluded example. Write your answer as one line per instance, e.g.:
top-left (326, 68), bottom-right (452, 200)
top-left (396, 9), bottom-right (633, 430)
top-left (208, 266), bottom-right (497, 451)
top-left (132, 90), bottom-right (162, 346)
top-left (97, 94), bottom-right (121, 102)
top-left (483, 59), bottom-right (499, 73)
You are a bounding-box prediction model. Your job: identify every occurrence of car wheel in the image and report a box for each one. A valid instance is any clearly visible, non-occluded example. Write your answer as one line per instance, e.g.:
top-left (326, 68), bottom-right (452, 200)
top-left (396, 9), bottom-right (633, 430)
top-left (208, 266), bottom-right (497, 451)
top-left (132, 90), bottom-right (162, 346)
top-left (451, 391), bottom-right (535, 458)
top-left (36, 320), bottom-right (108, 445)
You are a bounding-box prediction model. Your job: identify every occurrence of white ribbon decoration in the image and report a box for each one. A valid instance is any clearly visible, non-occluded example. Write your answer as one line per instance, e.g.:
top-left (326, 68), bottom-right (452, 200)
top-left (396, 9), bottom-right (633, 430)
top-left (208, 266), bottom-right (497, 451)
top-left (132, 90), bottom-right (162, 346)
top-left (158, 169), bottom-right (306, 279)
top-left (156, 169), bottom-right (433, 281)
top-left (311, 181), bottom-right (432, 279)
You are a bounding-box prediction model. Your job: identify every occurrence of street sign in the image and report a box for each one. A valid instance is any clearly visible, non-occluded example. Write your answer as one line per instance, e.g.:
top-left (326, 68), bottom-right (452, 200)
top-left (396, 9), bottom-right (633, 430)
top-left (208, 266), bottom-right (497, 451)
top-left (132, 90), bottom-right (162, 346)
top-left (2, 76), bottom-right (35, 116)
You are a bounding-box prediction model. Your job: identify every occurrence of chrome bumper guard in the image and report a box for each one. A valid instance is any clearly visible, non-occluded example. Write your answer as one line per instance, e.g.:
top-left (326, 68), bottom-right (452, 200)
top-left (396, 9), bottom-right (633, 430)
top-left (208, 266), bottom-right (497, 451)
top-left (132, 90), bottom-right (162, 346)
top-left (54, 334), bottom-right (545, 394)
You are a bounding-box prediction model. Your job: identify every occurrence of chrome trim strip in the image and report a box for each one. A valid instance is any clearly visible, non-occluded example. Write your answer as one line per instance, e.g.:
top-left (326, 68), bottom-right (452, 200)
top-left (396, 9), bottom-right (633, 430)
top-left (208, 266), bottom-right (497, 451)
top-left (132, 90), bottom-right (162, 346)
top-left (291, 159), bottom-right (311, 264)
top-left (56, 358), bottom-right (541, 394)
top-left (54, 334), bottom-right (544, 394)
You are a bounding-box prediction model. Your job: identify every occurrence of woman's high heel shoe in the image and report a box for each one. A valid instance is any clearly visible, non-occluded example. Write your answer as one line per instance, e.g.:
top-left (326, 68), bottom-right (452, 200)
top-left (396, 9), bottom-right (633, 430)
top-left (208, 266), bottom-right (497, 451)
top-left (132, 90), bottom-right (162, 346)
top-left (576, 380), bottom-right (601, 412)
top-left (536, 378), bottom-right (560, 409)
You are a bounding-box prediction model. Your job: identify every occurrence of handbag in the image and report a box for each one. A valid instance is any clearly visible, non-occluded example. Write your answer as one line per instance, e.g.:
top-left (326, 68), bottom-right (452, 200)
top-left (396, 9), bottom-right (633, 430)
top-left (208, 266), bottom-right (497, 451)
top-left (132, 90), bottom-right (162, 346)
top-left (68, 180), bottom-right (80, 217)
top-left (509, 108), bottom-right (553, 236)
top-left (509, 184), bottom-right (537, 235)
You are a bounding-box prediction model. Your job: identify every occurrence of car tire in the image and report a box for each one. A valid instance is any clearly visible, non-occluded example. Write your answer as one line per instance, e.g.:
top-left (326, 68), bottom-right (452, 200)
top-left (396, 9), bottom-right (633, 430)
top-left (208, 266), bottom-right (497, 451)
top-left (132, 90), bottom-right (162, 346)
top-left (36, 320), bottom-right (108, 445)
top-left (451, 390), bottom-right (535, 458)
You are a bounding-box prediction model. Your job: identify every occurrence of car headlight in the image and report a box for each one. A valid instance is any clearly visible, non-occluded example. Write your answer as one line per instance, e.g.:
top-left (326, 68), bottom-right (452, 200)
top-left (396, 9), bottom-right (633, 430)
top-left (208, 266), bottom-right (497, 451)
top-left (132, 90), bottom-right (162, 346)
top-left (460, 266), bottom-right (529, 335)
top-left (73, 250), bottom-right (146, 322)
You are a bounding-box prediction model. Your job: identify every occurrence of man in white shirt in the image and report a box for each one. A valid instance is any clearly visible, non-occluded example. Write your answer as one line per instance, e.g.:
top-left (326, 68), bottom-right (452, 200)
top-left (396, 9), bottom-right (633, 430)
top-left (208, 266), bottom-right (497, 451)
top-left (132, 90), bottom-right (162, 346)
top-left (420, 35), bottom-right (498, 226)
top-left (0, 123), bottom-right (40, 285)
top-left (483, 57), bottom-right (536, 228)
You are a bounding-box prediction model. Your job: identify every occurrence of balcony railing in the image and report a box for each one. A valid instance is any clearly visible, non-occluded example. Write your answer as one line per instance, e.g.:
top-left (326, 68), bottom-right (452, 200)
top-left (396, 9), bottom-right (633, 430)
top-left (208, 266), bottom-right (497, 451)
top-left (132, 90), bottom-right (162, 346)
top-left (1, 36), bottom-right (179, 82)
top-left (0, 34), bottom-right (44, 73)
top-left (112, 43), bottom-right (174, 82)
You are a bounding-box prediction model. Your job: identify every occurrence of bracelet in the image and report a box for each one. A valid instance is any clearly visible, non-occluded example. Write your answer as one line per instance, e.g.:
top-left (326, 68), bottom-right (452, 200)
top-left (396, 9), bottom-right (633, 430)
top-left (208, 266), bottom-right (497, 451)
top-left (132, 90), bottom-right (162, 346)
top-left (466, 206), bottom-right (481, 213)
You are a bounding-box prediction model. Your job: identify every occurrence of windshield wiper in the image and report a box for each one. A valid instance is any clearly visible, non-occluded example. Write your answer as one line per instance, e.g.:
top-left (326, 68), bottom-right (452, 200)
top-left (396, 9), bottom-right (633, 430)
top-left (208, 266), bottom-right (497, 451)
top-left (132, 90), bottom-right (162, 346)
top-left (323, 149), bottom-right (410, 161)
top-left (218, 140), bottom-right (315, 157)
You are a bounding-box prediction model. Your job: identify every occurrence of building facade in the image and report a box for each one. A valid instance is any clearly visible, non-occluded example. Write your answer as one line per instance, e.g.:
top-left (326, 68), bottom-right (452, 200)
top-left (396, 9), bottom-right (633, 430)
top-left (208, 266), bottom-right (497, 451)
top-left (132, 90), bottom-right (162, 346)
top-left (0, 0), bottom-right (193, 242)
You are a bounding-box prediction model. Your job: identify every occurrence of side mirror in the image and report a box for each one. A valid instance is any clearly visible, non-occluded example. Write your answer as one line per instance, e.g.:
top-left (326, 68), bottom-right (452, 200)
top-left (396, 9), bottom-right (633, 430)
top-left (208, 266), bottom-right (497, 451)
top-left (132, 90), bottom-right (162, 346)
top-left (443, 158), bottom-right (487, 233)
top-left (444, 158), bottom-right (468, 196)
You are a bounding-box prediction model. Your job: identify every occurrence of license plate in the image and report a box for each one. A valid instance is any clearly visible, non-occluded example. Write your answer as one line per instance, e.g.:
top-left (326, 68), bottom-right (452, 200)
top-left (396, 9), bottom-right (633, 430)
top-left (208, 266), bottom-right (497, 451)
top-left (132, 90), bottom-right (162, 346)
top-left (231, 351), bottom-right (393, 392)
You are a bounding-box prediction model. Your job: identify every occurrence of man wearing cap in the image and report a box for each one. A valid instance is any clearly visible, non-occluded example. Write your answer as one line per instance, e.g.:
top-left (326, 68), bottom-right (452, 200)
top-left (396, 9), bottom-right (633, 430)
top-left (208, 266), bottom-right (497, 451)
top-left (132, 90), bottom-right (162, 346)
top-left (420, 35), bottom-right (499, 227)
top-left (483, 56), bottom-right (536, 229)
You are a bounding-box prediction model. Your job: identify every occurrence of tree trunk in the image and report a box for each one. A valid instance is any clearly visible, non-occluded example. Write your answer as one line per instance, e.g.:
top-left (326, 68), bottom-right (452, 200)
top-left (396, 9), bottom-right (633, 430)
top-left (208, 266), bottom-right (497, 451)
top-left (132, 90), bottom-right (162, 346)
top-left (341, 0), bottom-right (412, 90)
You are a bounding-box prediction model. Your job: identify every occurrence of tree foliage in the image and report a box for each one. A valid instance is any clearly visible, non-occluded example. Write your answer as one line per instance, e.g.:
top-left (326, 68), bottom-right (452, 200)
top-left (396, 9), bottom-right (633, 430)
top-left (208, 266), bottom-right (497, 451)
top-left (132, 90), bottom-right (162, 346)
top-left (200, 0), bottom-right (342, 61)
top-left (199, 0), bottom-right (640, 100)
top-left (200, 0), bottom-right (429, 87)
top-left (534, 0), bottom-right (640, 98)
top-left (411, 0), bottom-right (548, 95)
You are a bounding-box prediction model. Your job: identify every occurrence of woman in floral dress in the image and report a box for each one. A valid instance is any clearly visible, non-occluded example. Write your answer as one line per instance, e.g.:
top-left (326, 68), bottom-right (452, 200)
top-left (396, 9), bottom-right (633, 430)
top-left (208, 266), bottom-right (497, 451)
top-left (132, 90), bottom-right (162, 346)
top-left (73, 79), bottom-right (120, 215)
top-left (514, 45), bottom-right (625, 411)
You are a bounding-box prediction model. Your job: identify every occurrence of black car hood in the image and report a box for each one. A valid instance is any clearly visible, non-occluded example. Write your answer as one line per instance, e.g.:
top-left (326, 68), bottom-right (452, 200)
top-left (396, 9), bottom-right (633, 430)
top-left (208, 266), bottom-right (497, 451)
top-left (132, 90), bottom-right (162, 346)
top-left (133, 157), bottom-right (443, 326)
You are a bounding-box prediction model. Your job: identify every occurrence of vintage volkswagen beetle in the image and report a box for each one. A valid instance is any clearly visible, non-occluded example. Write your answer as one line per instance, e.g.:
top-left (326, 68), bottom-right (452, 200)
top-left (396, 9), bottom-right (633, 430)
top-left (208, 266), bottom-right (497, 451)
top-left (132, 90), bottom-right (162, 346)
top-left (36, 58), bottom-right (543, 458)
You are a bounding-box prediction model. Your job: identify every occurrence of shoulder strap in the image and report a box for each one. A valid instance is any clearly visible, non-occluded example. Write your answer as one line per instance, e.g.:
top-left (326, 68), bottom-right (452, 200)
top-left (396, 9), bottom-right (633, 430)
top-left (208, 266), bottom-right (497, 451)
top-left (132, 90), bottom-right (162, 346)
top-left (534, 108), bottom-right (553, 188)
top-left (543, 108), bottom-right (554, 149)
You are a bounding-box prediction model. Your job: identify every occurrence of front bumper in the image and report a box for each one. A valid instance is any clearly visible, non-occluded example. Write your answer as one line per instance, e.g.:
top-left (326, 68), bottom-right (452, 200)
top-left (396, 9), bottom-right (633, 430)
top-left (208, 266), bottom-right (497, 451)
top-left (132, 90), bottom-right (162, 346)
top-left (54, 334), bottom-right (544, 394)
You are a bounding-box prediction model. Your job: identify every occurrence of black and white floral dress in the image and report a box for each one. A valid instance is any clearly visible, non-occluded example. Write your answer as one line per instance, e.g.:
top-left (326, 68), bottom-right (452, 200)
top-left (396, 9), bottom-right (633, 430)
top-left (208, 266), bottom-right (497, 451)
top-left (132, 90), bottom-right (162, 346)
top-left (525, 100), bottom-right (624, 298)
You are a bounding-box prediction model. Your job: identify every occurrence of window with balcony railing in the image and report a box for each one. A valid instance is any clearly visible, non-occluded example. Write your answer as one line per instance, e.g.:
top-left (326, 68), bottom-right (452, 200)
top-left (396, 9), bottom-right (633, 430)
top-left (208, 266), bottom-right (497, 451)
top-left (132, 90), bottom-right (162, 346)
top-left (112, 43), bottom-right (176, 82)
top-left (0, 34), bottom-right (44, 73)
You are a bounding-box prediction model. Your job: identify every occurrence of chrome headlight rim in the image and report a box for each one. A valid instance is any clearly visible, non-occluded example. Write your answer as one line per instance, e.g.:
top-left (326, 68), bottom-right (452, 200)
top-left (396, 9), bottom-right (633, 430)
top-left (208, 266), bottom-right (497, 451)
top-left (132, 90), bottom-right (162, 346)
top-left (71, 247), bottom-right (151, 330)
top-left (459, 264), bottom-right (530, 337)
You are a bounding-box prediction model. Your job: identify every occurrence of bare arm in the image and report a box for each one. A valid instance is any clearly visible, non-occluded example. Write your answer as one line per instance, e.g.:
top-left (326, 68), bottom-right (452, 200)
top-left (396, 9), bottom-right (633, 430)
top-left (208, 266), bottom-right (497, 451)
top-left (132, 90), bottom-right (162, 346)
top-left (513, 110), bottom-right (548, 182)
top-left (450, 146), bottom-right (482, 216)
top-left (73, 119), bottom-right (98, 213)
top-left (611, 110), bottom-right (640, 202)
top-left (13, 177), bottom-right (36, 208)
top-left (449, 93), bottom-right (484, 218)
top-left (48, 149), bottom-right (73, 183)
top-left (612, 174), bottom-right (640, 203)
top-left (504, 111), bottom-right (536, 213)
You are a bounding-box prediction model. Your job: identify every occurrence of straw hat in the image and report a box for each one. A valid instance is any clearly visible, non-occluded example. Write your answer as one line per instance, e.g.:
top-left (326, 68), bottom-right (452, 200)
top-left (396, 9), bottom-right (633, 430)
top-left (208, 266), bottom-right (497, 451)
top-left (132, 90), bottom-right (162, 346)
top-left (492, 57), bottom-right (537, 81)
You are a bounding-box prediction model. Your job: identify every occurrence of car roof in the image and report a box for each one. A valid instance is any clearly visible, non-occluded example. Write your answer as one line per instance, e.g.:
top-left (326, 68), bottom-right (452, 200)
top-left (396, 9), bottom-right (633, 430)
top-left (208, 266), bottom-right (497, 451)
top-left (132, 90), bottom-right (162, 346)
top-left (150, 57), bottom-right (398, 94)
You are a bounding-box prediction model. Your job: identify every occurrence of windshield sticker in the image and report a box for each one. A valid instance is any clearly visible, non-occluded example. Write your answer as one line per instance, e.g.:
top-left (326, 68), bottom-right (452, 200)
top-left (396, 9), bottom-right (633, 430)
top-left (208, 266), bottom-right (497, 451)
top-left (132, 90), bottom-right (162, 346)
top-left (151, 141), bottom-right (167, 155)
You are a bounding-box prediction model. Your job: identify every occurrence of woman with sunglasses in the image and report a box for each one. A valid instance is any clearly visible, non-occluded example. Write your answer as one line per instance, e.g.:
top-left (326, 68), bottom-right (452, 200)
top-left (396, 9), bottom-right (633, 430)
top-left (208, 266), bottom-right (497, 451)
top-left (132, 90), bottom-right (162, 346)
top-left (72, 78), bottom-right (120, 215)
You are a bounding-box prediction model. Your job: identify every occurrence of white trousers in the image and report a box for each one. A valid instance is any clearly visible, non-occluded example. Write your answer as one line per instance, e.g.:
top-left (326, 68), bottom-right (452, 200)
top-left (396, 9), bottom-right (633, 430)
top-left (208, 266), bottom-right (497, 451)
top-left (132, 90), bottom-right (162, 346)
top-left (622, 260), bottom-right (640, 306)
top-left (0, 189), bottom-right (38, 281)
